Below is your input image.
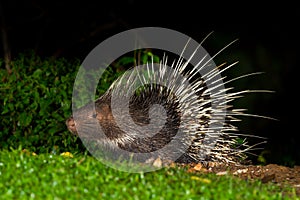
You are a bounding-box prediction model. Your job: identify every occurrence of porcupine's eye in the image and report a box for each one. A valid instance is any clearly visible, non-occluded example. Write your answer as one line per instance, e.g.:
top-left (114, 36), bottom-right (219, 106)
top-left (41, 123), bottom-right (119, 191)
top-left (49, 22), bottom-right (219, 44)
top-left (90, 113), bottom-right (97, 118)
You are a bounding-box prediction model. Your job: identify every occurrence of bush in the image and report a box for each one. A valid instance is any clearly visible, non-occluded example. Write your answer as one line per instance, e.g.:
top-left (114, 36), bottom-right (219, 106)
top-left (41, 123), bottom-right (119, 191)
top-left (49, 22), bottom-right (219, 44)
top-left (0, 52), bottom-right (84, 153)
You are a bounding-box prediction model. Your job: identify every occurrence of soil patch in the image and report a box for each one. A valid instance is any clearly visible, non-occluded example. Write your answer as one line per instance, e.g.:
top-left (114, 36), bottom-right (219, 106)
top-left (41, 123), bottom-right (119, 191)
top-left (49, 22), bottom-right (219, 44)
top-left (185, 163), bottom-right (300, 196)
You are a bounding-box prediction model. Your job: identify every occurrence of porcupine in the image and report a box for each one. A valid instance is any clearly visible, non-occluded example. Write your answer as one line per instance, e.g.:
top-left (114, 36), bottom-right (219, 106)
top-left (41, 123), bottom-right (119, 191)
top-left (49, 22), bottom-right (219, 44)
top-left (66, 35), bottom-right (271, 165)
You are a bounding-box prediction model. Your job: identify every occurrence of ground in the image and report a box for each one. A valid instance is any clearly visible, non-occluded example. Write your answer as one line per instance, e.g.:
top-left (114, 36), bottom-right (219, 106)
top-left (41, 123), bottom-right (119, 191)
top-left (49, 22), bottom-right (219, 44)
top-left (185, 162), bottom-right (300, 196)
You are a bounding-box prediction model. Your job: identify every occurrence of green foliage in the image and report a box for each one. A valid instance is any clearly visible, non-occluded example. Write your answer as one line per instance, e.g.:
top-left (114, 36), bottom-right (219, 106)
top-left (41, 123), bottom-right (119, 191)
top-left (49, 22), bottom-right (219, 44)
top-left (0, 50), bottom-right (159, 154)
top-left (0, 150), bottom-right (297, 199)
top-left (0, 52), bottom-right (83, 153)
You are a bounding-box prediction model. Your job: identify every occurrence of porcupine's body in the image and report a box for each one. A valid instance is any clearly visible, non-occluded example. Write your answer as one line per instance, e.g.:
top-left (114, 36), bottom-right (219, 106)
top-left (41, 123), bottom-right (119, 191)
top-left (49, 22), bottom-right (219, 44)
top-left (66, 38), bottom-right (268, 164)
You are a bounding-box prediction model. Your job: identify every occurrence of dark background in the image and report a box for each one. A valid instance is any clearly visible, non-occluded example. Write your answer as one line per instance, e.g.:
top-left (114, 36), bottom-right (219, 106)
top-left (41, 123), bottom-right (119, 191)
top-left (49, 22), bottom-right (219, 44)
top-left (1, 0), bottom-right (299, 165)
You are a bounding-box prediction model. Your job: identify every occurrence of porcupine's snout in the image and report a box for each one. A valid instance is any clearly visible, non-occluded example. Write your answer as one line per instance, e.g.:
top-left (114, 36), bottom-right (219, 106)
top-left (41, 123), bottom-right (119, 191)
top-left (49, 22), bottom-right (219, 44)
top-left (66, 116), bottom-right (78, 135)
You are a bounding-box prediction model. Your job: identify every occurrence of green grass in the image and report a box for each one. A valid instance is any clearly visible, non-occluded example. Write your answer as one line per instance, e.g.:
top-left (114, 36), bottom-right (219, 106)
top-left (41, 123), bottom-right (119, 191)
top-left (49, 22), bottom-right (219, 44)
top-left (0, 149), bottom-right (297, 200)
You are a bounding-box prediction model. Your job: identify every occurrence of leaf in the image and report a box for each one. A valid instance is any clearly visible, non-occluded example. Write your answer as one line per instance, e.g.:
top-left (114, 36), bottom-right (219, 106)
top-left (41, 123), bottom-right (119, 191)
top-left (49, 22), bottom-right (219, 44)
top-left (190, 176), bottom-right (211, 184)
top-left (32, 69), bottom-right (43, 78)
top-left (117, 56), bottom-right (135, 66)
top-left (60, 152), bottom-right (74, 158)
top-left (19, 112), bottom-right (33, 127)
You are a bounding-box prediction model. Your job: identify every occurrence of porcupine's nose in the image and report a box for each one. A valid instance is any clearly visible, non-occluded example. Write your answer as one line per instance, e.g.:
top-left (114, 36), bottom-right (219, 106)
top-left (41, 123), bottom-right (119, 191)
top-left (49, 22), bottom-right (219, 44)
top-left (66, 117), bottom-right (78, 135)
